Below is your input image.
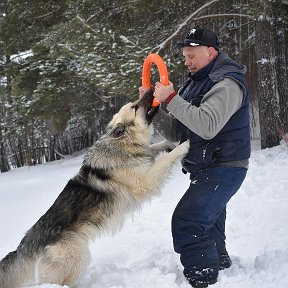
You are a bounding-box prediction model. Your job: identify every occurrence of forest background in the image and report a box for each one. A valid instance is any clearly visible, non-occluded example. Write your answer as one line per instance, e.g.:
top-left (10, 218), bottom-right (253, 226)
top-left (0, 0), bottom-right (287, 172)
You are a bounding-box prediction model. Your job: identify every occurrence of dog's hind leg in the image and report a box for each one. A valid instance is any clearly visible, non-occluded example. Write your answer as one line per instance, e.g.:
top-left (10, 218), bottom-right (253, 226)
top-left (37, 235), bottom-right (89, 286)
top-left (0, 251), bottom-right (35, 288)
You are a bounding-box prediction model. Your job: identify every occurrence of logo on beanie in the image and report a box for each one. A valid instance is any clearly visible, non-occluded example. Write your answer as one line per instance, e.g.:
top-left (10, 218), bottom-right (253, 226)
top-left (188, 28), bottom-right (196, 35)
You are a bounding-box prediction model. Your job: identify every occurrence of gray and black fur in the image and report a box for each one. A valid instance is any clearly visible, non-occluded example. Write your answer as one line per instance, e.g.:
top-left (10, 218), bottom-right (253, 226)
top-left (0, 90), bottom-right (189, 287)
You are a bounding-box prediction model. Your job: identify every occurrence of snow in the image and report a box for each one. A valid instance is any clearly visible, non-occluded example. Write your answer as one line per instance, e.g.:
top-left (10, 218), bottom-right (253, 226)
top-left (257, 58), bottom-right (269, 65)
top-left (1, 143), bottom-right (288, 288)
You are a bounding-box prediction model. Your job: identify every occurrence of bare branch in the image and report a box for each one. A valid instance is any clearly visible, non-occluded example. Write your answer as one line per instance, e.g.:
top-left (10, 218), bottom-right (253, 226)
top-left (196, 13), bottom-right (255, 21)
top-left (151, 0), bottom-right (220, 54)
top-left (82, 86), bottom-right (111, 102)
top-left (151, 1), bottom-right (255, 54)
top-left (34, 8), bottom-right (61, 20)
top-left (76, 15), bottom-right (98, 34)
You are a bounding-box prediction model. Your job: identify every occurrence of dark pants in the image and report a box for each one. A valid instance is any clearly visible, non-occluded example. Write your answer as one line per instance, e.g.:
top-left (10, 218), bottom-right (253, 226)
top-left (172, 166), bottom-right (247, 286)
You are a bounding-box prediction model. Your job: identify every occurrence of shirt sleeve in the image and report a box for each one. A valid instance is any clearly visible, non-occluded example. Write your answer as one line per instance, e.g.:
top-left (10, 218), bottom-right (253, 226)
top-left (166, 78), bottom-right (244, 140)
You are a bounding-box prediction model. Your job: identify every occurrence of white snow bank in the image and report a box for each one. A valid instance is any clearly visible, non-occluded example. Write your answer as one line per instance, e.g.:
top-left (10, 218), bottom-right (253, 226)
top-left (1, 143), bottom-right (288, 287)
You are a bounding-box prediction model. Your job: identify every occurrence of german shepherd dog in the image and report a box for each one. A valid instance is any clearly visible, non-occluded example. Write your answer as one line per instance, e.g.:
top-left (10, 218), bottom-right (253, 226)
top-left (0, 90), bottom-right (189, 287)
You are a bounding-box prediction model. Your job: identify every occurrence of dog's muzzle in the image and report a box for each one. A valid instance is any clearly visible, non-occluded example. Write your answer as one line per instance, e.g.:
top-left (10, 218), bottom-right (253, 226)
top-left (133, 89), bottom-right (159, 124)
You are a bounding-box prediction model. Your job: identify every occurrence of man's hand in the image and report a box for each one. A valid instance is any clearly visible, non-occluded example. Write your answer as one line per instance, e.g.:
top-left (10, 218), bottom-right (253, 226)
top-left (154, 81), bottom-right (175, 103)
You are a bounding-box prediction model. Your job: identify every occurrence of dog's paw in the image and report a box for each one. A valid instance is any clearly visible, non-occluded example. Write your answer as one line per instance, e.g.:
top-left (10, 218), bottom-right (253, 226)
top-left (165, 143), bottom-right (176, 152)
top-left (171, 140), bottom-right (190, 157)
top-left (179, 140), bottom-right (190, 154)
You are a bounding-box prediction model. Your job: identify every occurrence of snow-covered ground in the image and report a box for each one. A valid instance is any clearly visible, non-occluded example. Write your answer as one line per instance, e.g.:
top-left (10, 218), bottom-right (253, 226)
top-left (1, 142), bottom-right (288, 288)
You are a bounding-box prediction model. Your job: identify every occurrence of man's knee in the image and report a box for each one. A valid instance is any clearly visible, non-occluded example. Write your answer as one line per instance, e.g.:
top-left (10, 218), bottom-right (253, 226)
top-left (171, 211), bottom-right (209, 253)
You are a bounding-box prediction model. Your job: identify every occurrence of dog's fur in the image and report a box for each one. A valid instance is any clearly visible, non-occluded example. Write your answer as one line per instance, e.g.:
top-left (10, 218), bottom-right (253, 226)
top-left (0, 90), bottom-right (189, 287)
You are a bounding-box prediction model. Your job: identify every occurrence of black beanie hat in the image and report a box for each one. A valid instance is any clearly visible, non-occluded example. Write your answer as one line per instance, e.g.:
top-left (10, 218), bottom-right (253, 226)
top-left (176, 28), bottom-right (220, 51)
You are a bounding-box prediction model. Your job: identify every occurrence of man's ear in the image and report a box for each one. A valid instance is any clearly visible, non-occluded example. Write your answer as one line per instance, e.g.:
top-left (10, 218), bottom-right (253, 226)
top-left (208, 47), bottom-right (218, 61)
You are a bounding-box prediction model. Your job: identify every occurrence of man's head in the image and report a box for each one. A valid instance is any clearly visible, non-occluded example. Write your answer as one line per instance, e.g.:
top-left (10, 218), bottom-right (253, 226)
top-left (177, 28), bottom-right (219, 74)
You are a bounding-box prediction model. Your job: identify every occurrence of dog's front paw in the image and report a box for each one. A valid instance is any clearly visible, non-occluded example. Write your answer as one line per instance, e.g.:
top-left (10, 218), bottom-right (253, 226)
top-left (170, 140), bottom-right (190, 158)
top-left (165, 143), bottom-right (176, 152)
top-left (178, 140), bottom-right (190, 155)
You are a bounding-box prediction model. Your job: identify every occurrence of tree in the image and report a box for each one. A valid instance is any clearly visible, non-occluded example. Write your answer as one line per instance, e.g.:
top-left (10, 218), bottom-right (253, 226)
top-left (255, 0), bottom-right (288, 148)
top-left (1, 0), bottom-right (288, 172)
top-left (0, 0), bottom-right (71, 171)
top-left (273, 0), bottom-right (288, 145)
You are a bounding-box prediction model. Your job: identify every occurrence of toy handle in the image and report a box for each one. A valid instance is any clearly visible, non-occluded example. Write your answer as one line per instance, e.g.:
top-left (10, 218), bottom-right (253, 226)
top-left (142, 54), bottom-right (169, 107)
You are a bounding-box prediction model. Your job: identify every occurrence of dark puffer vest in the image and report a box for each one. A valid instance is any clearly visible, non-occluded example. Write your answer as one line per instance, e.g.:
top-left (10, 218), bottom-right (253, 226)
top-left (177, 52), bottom-right (251, 173)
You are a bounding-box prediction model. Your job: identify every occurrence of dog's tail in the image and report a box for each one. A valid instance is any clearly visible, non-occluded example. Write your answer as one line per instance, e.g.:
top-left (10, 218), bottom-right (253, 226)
top-left (0, 250), bottom-right (35, 288)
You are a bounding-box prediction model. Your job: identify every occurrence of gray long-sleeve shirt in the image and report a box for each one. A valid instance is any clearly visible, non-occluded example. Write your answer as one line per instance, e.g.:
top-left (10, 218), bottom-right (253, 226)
top-left (152, 77), bottom-right (243, 143)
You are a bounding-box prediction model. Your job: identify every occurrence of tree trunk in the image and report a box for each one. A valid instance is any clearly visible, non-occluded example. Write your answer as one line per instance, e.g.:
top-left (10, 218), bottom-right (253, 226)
top-left (273, 0), bottom-right (288, 140)
top-left (0, 129), bottom-right (9, 172)
top-left (255, 3), bottom-right (280, 149)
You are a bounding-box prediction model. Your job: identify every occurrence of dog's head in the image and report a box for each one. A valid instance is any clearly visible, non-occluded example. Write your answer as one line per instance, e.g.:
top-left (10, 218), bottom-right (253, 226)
top-left (105, 89), bottom-right (159, 145)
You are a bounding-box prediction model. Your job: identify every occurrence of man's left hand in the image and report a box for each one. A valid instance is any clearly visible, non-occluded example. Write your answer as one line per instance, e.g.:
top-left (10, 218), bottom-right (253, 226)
top-left (154, 81), bottom-right (175, 103)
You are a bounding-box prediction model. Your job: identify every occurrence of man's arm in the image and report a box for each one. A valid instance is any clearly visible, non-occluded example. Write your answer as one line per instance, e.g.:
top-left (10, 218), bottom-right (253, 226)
top-left (166, 78), bottom-right (243, 140)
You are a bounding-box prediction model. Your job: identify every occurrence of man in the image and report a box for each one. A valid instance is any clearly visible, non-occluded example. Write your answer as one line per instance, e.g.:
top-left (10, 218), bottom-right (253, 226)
top-left (142, 28), bottom-right (250, 287)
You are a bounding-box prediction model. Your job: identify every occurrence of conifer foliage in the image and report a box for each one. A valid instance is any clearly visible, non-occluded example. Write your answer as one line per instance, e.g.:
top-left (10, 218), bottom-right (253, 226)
top-left (0, 0), bottom-right (287, 171)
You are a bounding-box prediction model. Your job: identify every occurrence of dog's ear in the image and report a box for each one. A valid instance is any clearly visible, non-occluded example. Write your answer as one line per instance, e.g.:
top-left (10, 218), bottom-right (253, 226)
top-left (110, 123), bottom-right (126, 138)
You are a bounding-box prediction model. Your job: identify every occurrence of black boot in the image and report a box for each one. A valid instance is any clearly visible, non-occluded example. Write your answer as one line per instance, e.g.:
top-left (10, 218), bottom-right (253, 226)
top-left (188, 279), bottom-right (217, 288)
top-left (219, 254), bottom-right (232, 270)
top-left (184, 268), bottom-right (218, 288)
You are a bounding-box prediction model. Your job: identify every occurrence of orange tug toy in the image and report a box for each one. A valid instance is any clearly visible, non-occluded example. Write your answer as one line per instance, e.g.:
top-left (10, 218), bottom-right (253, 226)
top-left (141, 53), bottom-right (169, 107)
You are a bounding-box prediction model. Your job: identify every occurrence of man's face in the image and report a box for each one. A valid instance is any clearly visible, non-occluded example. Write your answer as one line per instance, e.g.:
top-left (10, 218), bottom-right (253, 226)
top-left (183, 46), bottom-right (214, 74)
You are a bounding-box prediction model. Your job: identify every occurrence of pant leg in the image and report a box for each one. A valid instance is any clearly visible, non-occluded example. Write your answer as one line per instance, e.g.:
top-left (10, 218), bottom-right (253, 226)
top-left (172, 167), bottom-right (247, 286)
top-left (207, 208), bottom-right (227, 258)
top-left (207, 208), bottom-right (233, 270)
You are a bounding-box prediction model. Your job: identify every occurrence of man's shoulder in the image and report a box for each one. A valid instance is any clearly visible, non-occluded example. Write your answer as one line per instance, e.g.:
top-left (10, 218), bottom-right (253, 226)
top-left (209, 52), bottom-right (246, 83)
top-left (214, 77), bottom-right (242, 88)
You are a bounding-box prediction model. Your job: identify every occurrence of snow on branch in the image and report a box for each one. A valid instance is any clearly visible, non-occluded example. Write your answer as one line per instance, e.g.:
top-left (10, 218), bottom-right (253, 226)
top-left (76, 15), bottom-right (98, 34)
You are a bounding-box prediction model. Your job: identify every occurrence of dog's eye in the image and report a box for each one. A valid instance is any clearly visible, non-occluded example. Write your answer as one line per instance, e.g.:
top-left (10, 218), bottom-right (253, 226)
top-left (111, 124), bottom-right (125, 138)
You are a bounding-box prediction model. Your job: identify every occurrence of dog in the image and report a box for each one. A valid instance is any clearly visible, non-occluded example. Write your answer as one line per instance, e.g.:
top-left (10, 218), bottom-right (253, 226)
top-left (0, 90), bottom-right (189, 287)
